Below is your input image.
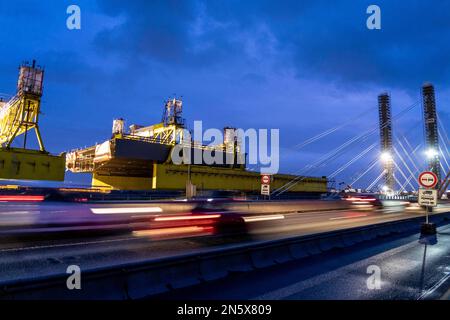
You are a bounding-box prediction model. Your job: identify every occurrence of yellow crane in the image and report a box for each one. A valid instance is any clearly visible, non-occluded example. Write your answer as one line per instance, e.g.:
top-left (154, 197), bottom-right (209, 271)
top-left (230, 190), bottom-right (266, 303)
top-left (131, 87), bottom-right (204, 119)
top-left (0, 61), bottom-right (65, 181)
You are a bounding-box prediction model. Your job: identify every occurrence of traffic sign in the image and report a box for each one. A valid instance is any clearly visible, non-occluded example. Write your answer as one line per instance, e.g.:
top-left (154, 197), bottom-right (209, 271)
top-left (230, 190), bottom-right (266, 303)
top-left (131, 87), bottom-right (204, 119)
top-left (261, 174), bottom-right (271, 185)
top-left (418, 189), bottom-right (437, 207)
top-left (261, 184), bottom-right (270, 196)
top-left (418, 171), bottom-right (438, 189)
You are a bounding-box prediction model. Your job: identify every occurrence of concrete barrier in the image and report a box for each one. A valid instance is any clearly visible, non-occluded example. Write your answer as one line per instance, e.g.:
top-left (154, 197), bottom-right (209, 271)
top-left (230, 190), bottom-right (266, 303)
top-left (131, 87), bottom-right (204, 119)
top-left (250, 246), bottom-right (292, 268)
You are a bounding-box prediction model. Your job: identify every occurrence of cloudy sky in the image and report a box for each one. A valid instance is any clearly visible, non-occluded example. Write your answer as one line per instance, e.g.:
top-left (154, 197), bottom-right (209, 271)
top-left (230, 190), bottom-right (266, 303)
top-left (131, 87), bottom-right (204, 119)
top-left (0, 1), bottom-right (449, 188)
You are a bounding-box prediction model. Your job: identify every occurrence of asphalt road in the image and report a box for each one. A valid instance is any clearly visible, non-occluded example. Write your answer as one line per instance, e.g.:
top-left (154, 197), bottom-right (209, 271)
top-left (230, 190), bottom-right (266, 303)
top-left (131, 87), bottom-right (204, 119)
top-left (0, 201), bottom-right (448, 286)
top-left (153, 224), bottom-right (450, 300)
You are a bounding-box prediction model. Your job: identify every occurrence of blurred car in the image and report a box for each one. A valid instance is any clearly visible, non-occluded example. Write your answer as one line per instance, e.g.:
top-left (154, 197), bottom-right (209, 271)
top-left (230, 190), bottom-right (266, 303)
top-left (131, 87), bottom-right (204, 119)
top-left (342, 193), bottom-right (383, 207)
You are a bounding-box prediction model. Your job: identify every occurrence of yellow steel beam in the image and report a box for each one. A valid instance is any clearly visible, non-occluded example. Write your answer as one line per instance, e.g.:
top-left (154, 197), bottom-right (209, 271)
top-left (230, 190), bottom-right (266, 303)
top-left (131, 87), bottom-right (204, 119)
top-left (92, 173), bottom-right (152, 190)
top-left (0, 94), bottom-right (44, 151)
top-left (90, 162), bottom-right (327, 192)
top-left (0, 148), bottom-right (65, 181)
top-left (152, 163), bottom-right (327, 192)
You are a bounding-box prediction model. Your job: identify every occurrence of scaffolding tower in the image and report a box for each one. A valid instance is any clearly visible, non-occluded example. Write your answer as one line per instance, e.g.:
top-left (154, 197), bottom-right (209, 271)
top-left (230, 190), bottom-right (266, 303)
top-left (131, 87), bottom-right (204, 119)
top-left (378, 93), bottom-right (395, 192)
top-left (422, 83), bottom-right (441, 188)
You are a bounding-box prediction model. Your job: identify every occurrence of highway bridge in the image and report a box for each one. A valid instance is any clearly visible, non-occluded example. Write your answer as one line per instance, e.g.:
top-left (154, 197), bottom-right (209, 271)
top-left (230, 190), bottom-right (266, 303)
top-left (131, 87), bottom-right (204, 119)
top-left (1, 61), bottom-right (450, 301)
top-left (0, 197), bottom-right (449, 299)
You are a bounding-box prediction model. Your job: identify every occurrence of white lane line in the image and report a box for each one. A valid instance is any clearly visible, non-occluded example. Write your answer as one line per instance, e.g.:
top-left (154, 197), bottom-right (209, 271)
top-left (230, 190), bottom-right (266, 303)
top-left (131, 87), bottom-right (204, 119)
top-left (418, 272), bottom-right (450, 300)
top-left (90, 207), bottom-right (162, 214)
top-left (329, 214), bottom-right (368, 220)
top-left (0, 211), bottom-right (38, 215)
top-left (243, 214), bottom-right (285, 223)
top-left (0, 237), bottom-right (138, 253)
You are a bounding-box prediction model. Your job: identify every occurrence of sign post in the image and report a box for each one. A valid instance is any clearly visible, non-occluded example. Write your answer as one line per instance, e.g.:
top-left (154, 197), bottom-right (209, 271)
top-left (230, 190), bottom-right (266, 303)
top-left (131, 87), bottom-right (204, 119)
top-left (261, 174), bottom-right (271, 199)
top-left (418, 171), bottom-right (438, 235)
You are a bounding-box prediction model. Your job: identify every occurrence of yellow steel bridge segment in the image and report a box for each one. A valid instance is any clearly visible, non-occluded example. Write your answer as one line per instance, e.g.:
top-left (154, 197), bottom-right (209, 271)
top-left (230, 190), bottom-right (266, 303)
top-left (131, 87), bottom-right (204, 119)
top-left (0, 92), bottom-right (45, 151)
top-left (0, 61), bottom-right (65, 181)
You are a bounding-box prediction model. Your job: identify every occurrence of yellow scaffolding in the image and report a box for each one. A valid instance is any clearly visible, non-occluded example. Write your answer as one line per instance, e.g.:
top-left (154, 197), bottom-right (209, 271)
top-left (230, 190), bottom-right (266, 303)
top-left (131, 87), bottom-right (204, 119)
top-left (0, 61), bottom-right (65, 181)
top-left (0, 93), bottom-right (45, 150)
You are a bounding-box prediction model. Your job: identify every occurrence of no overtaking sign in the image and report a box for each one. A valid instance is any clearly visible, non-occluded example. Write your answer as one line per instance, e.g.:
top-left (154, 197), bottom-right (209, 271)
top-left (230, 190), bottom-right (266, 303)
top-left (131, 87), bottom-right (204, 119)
top-left (418, 171), bottom-right (438, 189)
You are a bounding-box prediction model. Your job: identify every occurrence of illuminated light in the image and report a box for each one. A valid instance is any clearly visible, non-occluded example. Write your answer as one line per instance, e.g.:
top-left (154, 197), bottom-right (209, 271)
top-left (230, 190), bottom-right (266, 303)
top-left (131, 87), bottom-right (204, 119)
top-left (207, 198), bottom-right (214, 202)
top-left (58, 188), bottom-right (110, 194)
top-left (242, 214), bottom-right (285, 222)
top-left (425, 148), bottom-right (438, 159)
top-left (90, 207), bottom-right (163, 214)
top-left (154, 214), bottom-right (221, 221)
top-left (0, 195), bottom-right (44, 202)
top-left (0, 185), bottom-right (20, 190)
top-left (133, 226), bottom-right (213, 237)
top-left (330, 214), bottom-right (368, 220)
top-left (380, 152), bottom-right (393, 162)
top-left (406, 206), bottom-right (421, 210)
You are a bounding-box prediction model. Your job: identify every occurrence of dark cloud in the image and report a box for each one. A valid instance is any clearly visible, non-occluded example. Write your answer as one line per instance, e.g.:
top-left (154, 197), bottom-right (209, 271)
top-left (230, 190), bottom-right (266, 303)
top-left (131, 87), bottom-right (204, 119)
top-left (93, 0), bottom-right (450, 90)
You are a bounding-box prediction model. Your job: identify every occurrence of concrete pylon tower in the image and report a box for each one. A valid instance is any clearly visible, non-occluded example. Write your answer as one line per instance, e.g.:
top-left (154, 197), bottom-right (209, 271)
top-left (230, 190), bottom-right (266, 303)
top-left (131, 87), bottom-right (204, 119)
top-left (422, 83), bottom-right (441, 188)
top-left (378, 93), bottom-right (395, 192)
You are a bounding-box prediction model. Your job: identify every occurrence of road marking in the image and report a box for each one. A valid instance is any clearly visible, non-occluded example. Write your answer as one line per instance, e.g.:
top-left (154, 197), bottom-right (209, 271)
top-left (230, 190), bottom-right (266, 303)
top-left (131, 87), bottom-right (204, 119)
top-left (417, 272), bottom-right (450, 300)
top-left (0, 211), bottom-right (38, 215)
top-left (329, 214), bottom-right (368, 220)
top-left (0, 236), bottom-right (138, 253)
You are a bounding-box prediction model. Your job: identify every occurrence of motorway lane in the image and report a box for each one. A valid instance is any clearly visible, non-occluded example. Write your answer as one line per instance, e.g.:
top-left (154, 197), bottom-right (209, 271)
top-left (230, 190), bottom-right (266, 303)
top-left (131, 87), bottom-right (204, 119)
top-left (152, 224), bottom-right (450, 300)
top-left (0, 202), bottom-right (447, 284)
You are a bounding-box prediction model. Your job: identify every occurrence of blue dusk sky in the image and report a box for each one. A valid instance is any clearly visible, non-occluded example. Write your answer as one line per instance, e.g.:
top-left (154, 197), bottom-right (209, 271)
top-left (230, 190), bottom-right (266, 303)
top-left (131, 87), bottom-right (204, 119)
top-left (0, 1), bottom-right (449, 188)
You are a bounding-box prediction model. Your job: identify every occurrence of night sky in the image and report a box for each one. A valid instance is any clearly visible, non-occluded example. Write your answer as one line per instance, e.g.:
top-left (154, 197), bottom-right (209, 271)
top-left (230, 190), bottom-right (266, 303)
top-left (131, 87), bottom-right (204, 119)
top-left (0, 1), bottom-right (449, 188)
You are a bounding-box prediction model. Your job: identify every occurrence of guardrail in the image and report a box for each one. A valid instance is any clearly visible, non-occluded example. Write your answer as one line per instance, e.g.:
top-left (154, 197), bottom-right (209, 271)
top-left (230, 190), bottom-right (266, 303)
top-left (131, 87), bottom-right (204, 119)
top-left (1, 211), bottom-right (449, 300)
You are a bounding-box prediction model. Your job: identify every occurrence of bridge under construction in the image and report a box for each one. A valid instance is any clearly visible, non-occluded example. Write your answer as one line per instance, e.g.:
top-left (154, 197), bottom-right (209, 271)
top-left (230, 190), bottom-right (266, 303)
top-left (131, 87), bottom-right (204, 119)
top-left (0, 61), bottom-right (65, 181)
top-left (65, 98), bottom-right (327, 193)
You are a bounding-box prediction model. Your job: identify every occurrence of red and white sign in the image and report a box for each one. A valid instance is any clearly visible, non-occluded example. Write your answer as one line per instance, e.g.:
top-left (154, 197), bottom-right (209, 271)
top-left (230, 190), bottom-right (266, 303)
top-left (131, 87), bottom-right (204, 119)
top-left (261, 174), bottom-right (271, 185)
top-left (418, 171), bottom-right (438, 189)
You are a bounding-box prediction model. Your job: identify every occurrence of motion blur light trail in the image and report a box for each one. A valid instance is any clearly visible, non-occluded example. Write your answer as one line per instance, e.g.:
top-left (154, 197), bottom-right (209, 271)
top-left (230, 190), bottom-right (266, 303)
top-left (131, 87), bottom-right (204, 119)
top-left (242, 214), bottom-right (285, 222)
top-left (154, 214), bottom-right (221, 221)
top-left (0, 195), bottom-right (44, 202)
top-left (132, 226), bottom-right (215, 239)
top-left (90, 207), bottom-right (163, 214)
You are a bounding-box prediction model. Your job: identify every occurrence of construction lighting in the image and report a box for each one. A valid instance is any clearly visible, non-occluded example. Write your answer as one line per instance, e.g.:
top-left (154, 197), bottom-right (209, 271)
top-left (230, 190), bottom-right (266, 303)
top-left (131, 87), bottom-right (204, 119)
top-left (425, 148), bottom-right (438, 159)
top-left (380, 152), bottom-right (393, 162)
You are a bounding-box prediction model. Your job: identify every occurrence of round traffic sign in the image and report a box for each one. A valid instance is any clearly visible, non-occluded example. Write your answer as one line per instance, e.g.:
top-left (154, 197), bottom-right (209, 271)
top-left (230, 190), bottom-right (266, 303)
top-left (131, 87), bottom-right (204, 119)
top-left (261, 174), bottom-right (271, 185)
top-left (418, 171), bottom-right (438, 188)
